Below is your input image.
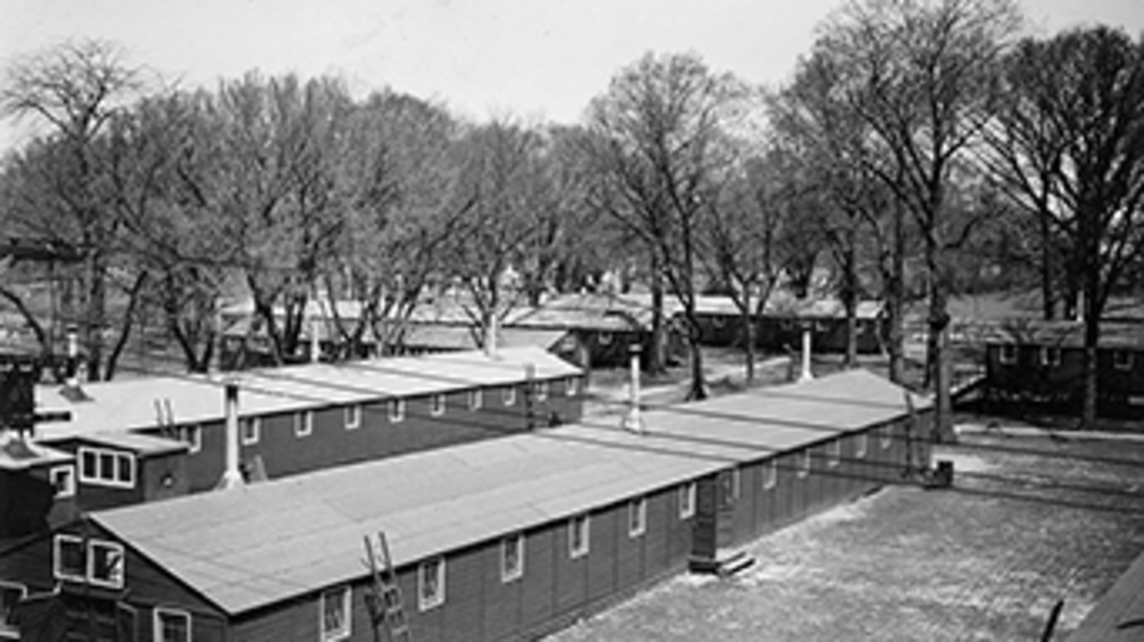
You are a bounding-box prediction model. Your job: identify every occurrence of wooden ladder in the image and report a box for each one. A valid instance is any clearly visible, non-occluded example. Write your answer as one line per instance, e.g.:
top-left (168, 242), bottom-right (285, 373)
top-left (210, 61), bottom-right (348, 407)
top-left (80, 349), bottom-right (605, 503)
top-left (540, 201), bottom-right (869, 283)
top-left (364, 532), bottom-right (413, 642)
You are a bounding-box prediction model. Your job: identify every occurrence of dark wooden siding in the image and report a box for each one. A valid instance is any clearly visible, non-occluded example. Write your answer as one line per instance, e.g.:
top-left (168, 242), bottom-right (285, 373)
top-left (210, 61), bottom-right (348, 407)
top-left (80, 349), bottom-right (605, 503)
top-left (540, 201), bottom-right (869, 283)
top-left (586, 507), bottom-right (617, 603)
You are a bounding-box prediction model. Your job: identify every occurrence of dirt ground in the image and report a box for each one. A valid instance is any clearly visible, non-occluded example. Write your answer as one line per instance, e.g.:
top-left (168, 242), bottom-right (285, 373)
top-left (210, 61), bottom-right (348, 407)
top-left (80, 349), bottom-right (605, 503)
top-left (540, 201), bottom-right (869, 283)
top-left (545, 433), bottom-right (1144, 641)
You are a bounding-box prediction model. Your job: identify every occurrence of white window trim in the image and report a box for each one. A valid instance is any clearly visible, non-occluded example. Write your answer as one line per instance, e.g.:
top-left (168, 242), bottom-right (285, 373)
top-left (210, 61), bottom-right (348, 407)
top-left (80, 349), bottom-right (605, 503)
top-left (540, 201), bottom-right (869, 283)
top-left (418, 557), bottom-right (446, 612)
top-left (569, 514), bottom-right (590, 559)
top-left (77, 447), bottom-right (135, 489)
top-left (241, 417), bottom-right (261, 446)
top-left (628, 497), bottom-right (647, 538)
top-left (1040, 346), bottom-right (1061, 367)
top-left (763, 459), bottom-right (778, 490)
top-left (798, 449), bottom-right (811, 478)
top-left (50, 464), bottom-right (76, 498)
top-left (1114, 350), bottom-right (1134, 371)
top-left (565, 377), bottom-right (579, 396)
top-left (344, 405), bottom-right (361, 430)
top-left (501, 534), bottom-right (525, 583)
top-left (469, 389), bottom-right (483, 411)
top-left (389, 399), bottom-right (405, 423)
top-left (598, 331), bottom-right (613, 345)
top-left (152, 607), bottom-right (192, 642)
top-left (320, 585), bottom-right (352, 642)
top-left (881, 425), bottom-right (893, 450)
top-left (535, 381), bottom-right (549, 402)
top-left (431, 393), bottom-right (446, 417)
top-left (828, 440), bottom-right (841, 468)
top-left (53, 534), bottom-right (86, 583)
top-left (998, 344), bottom-right (1017, 365)
top-left (179, 425), bottom-right (202, 454)
top-left (855, 433), bottom-right (868, 459)
top-left (502, 386), bottom-right (516, 406)
top-left (0, 581), bottom-right (27, 637)
top-left (116, 603), bottom-right (138, 642)
top-left (679, 482), bottom-right (696, 519)
top-left (295, 411), bottom-right (313, 437)
top-left (87, 540), bottom-right (125, 589)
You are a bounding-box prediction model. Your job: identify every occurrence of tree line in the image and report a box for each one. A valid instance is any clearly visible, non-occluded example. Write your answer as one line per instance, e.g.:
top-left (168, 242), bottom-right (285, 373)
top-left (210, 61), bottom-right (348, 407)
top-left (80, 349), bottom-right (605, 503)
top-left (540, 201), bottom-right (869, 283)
top-left (2, 0), bottom-right (1142, 434)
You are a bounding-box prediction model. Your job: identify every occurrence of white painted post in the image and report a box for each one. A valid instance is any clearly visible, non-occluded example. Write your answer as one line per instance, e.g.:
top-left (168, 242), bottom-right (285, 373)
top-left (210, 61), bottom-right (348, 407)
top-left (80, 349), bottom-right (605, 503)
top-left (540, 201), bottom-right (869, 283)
top-left (799, 323), bottom-right (814, 382)
top-left (623, 344), bottom-right (644, 434)
top-left (217, 380), bottom-right (244, 490)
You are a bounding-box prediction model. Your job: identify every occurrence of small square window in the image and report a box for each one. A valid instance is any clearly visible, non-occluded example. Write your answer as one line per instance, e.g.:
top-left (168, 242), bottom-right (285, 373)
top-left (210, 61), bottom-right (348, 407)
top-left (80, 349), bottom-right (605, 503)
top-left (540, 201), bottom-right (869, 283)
top-left (565, 377), bottom-right (579, 396)
top-left (241, 417), bottom-right (261, 446)
top-left (881, 425), bottom-right (893, 450)
top-left (502, 386), bottom-right (516, 406)
top-left (53, 535), bottom-right (86, 582)
top-left (418, 557), bottom-right (446, 611)
top-left (344, 405), bottom-right (361, 430)
top-left (855, 433), bottom-right (868, 459)
top-left (153, 608), bottom-right (191, 642)
top-left (50, 465), bottom-right (76, 498)
top-left (678, 482), bottom-right (696, 519)
top-left (88, 541), bottom-right (125, 589)
top-left (501, 533), bottom-right (524, 583)
top-left (0, 582), bottom-right (28, 637)
top-left (569, 514), bottom-right (590, 558)
top-left (469, 389), bottom-right (483, 411)
top-left (1040, 346), bottom-right (1061, 367)
top-left (431, 394), bottom-right (446, 417)
top-left (320, 586), bottom-right (351, 641)
top-left (534, 381), bottom-right (548, 402)
top-left (295, 411), bottom-right (313, 437)
top-left (998, 344), bottom-right (1017, 365)
top-left (828, 440), bottom-right (841, 468)
top-left (798, 450), bottom-right (812, 478)
top-left (763, 459), bottom-right (777, 490)
top-left (628, 497), bottom-right (646, 538)
top-left (1113, 350), bottom-right (1134, 371)
top-left (388, 399), bottom-right (405, 423)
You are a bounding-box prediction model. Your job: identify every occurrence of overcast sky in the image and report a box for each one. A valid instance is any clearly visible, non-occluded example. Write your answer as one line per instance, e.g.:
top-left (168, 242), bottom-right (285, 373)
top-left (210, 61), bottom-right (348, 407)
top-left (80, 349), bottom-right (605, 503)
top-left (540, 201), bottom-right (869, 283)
top-left (1, 0), bottom-right (1141, 154)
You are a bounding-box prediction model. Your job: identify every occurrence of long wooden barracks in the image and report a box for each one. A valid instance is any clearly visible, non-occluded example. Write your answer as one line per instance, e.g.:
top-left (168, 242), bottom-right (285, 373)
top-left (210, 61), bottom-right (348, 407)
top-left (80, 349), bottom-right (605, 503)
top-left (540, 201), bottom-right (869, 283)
top-left (2, 347), bottom-right (583, 537)
top-left (1, 369), bottom-right (932, 641)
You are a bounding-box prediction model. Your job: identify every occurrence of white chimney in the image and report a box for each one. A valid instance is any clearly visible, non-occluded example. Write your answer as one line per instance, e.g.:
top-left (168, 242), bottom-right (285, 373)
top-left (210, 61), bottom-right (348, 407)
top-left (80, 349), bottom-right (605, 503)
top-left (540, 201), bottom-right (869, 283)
top-left (216, 380), bottom-right (244, 490)
top-left (66, 326), bottom-right (79, 388)
top-left (799, 322), bottom-right (814, 382)
top-left (622, 344), bottom-right (644, 434)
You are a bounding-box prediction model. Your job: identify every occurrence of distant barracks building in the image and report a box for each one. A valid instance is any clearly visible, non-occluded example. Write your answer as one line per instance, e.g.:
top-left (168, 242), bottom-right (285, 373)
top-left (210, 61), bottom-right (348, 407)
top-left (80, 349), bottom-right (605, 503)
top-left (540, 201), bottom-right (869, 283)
top-left (1, 369), bottom-right (933, 641)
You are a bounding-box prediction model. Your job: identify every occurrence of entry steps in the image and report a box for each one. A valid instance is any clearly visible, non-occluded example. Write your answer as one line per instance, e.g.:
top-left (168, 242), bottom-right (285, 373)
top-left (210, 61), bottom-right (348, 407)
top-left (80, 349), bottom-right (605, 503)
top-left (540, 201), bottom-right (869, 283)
top-left (689, 549), bottom-right (756, 577)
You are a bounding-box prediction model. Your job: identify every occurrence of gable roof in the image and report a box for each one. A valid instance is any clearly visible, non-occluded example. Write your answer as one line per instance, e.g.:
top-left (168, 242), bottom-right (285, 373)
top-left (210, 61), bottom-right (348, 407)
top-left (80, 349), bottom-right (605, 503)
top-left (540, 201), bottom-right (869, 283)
top-left (89, 369), bottom-right (927, 616)
top-left (33, 347), bottom-right (580, 441)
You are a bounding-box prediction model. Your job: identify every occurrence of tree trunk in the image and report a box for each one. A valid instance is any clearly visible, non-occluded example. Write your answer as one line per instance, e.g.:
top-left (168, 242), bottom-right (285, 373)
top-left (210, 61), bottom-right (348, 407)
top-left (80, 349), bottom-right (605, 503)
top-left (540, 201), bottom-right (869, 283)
top-left (1039, 208), bottom-right (1055, 320)
top-left (885, 199), bottom-right (907, 384)
top-left (1080, 267), bottom-right (1100, 430)
top-left (647, 258), bottom-right (666, 375)
top-left (843, 225), bottom-right (859, 368)
top-left (742, 290), bottom-right (756, 382)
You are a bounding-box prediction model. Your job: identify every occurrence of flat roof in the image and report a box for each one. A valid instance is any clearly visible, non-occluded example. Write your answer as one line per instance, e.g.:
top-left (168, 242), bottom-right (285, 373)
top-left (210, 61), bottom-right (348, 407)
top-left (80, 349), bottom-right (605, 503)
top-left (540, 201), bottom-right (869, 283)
top-left (90, 369), bottom-right (928, 616)
top-left (33, 347), bottom-right (580, 441)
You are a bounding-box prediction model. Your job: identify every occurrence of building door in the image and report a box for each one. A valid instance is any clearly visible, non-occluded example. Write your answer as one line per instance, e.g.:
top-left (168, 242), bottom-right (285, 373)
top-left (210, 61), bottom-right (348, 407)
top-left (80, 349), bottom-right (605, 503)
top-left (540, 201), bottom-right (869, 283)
top-left (716, 469), bottom-right (737, 548)
top-left (691, 477), bottom-right (717, 562)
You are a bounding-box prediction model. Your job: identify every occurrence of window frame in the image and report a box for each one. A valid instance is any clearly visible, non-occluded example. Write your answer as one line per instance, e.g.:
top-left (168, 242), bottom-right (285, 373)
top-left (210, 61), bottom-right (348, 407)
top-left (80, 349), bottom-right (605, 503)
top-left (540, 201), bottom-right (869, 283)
top-left (628, 497), bottom-right (647, 538)
top-left (178, 425), bottom-right (202, 454)
top-left (115, 602), bottom-right (138, 642)
top-left (881, 424), bottom-right (893, 450)
top-left (1040, 346), bottom-right (1062, 367)
top-left (0, 580), bottom-right (27, 637)
top-left (502, 385), bottom-right (516, 406)
top-left (88, 540), bottom-right (125, 589)
top-left (418, 557), bottom-right (446, 612)
top-left (344, 405), bottom-right (361, 430)
top-left (152, 607), bottom-right (192, 642)
top-left (678, 482), bottom-right (696, 519)
top-left (501, 533), bottom-right (525, 583)
top-left (855, 432), bottom-right (868, 459)
top-left (241, 417), bottom-right (261, 446)
top-left (53, 534), bottom-right (87, 583)
top-left (468, 388), bottom-right (483, 411)
top-left (534, 381), bottom-right (549, 402)
top-left (430, 393), bottom-right (446, 417)
top-left (320, 585), bottom-right (352, 641)
top-left (295, 411), bottom-right (313, 438)
top-left (76, 447), bottom-right (135, 489)
top-left (763, 459), bottom-right (778, 490)
top-left (565, 377), bottom-right (579, 396)
top-left (998, 343), bottom-right (1017, 365)
top-left (827, 440), bottom-right (841, 468)
top-left (388, 398), bottom-right (405, 423)
top-left (569, 513), bottom-right (590, 559)
top-left (50, 464), bottom-right (76, 498)
top-left (798, 449), bottom-right (812, 478)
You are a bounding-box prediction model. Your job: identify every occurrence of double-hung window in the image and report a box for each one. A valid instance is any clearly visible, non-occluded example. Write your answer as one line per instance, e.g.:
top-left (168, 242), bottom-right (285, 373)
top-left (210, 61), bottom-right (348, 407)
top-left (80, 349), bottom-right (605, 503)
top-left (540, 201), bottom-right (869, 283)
top-left (295, 411), bottom-right (313, 437)
top-left (678, 482), bottom-right (696, 519)
top-left (418, 557), bottom-right (446, 611)
top-left (628, 497), bottom-right (647, 538)
top-left (501, 533), bottom-right (524, 583)
top-left (241, 417), bottom-right (261, 445)
top-left (320, 586), bottom-right (351, 641)
top-left (569, 514), bottom-right (590, 559)
top-left (388, 399), bottom-right (405, 423)
top-left (344, 405), bottom-right (361, 430)
top-left (153, 608), bottom-right (191, 642)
